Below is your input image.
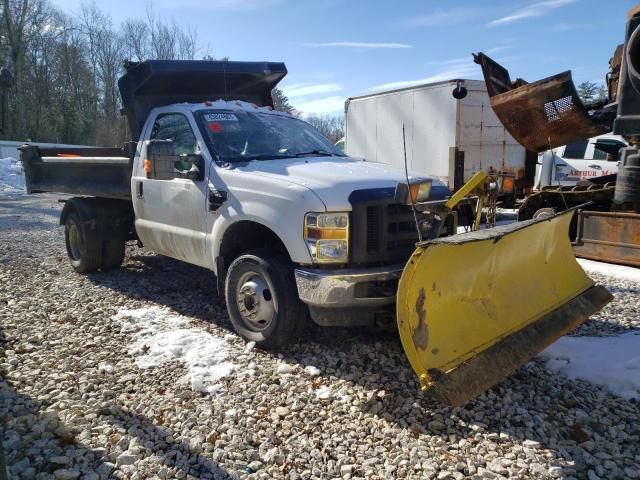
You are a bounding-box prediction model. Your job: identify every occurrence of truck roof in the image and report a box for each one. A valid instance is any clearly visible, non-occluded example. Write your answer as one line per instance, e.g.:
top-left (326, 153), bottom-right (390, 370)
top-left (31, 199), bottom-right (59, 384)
top-left (155, 99), bottom-right (295, 117)
top-left (118, 60), bottom-right (287, 138)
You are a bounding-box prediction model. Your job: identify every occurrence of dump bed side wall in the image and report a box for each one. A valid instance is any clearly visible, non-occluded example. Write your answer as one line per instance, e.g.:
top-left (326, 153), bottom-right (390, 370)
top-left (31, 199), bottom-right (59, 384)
top-left (21, 145), bottom-right (133, 200)
top-left (345, 84), bottom-right (455, 182)
top-left (458, 83), bottom-right (527, 182)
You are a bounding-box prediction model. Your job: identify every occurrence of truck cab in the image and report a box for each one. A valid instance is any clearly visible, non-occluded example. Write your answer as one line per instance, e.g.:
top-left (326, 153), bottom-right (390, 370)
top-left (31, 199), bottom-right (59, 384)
top-left (132, 98), bottom-right (454, 345)
top-left (535, 134), bottom-right (627, 189)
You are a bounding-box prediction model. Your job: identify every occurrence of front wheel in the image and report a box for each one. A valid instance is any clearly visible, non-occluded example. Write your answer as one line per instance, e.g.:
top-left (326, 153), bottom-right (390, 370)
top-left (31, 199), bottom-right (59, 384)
top-left (224, 249), bottom-right (307, 349)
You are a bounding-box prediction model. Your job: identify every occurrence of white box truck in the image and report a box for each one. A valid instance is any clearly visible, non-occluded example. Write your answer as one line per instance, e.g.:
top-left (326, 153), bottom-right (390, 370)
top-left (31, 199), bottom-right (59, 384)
top-left (344, 79), bottom-right (538, 205)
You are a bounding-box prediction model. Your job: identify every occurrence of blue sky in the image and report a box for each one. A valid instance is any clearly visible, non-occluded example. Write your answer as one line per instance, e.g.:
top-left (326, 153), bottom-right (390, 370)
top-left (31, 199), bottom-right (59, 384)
top-left (52, 0), bottom-right (635, 116)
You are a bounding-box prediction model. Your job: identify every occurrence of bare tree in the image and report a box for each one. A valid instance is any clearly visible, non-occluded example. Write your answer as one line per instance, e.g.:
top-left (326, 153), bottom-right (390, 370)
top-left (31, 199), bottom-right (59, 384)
top-left (2, 0), bottom-right (36, 136)
top-left (79, 2), bottom-right (124, 144)
top-left (0, 0), bottom-right (214, 144)
top-left (120, 18), bottom-right (149, 62)
top-left (305, 113), bottom-right (344, 144)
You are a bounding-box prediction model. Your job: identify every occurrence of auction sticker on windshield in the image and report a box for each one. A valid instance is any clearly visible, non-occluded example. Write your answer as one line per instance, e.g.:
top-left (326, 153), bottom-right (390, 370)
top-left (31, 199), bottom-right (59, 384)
top-left (205, 113), bottom-right (238, 122)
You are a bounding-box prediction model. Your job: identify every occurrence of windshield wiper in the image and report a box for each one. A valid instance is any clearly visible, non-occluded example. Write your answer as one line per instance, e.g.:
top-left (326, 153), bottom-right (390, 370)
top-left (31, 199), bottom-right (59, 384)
top-left (230, 153), bottom-right (295, 161)
top-left (292, 149), bottom-right (340, 157)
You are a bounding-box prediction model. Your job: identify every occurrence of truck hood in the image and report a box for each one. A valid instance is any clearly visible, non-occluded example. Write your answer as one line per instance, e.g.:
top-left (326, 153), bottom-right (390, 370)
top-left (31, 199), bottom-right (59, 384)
top-left (234, 156), bottom-right (448, 211)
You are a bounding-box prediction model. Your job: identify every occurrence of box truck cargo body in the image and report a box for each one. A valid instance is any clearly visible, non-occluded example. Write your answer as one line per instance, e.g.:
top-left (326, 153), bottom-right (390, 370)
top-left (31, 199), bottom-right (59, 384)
top-left (344, 80), bottom-right (535, 200)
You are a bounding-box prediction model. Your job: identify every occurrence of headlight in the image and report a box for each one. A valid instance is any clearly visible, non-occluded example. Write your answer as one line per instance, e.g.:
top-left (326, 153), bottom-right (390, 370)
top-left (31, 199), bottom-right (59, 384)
top-left (406, 180), bottom-right (432, 204)
top-left (304, 212), bottom-right (349, 263)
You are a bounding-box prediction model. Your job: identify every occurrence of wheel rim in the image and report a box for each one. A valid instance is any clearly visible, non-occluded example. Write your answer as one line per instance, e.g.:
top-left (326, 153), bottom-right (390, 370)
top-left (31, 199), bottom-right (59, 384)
top-left (68, 222), bottom-right (83, 261)
top-left (235, 270), bottom-right (277, 331)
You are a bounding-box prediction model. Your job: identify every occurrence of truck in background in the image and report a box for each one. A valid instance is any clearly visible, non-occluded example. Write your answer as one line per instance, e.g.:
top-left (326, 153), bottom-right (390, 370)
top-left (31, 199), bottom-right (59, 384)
top-left (344, 79), bottom-right (538, 206)
top-left (535, 133), bottom-right (626, 189)
top-left (473, 5), bottom-right (640, 267)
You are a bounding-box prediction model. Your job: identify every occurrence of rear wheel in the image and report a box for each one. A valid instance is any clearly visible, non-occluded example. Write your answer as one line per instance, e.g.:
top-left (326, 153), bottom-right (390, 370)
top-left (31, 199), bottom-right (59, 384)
top-left (101, 240), bottom-right (126, 270)
top-left (64, 211), bottom-right (102, 273)
top-left (225, 249), bottom-right (307, 349)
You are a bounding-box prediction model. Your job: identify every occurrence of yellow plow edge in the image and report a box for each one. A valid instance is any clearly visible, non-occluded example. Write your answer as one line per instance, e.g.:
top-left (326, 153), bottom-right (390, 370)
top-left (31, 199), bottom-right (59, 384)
top-left (396, 210), bottom-right (613, 406)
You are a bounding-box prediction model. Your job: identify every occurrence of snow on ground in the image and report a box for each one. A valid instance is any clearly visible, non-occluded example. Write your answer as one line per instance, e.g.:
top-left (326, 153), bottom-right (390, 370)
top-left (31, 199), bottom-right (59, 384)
top-left (540, 332), bottom-right (640, 400)
top-left (0, 157), bottom-right (25, 193)
top-left (578, 258), bottom-right (640, 283)
top-left (113, 306), bottom-right (236, 394)
top-left (540, 258), bottom-right (640, 400)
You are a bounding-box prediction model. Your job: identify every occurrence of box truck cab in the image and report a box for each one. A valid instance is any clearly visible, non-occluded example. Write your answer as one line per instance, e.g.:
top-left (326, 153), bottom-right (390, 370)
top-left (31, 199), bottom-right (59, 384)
top-left (535, 133), bottom-right (627, 188)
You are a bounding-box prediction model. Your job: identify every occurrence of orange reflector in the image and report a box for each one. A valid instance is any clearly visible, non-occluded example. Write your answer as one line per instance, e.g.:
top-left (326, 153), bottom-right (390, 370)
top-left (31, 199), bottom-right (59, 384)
top-left (144, 159), bottom-right (152, 175)
top-left (502, 176), bottom-right (515, 192)
top-left (405, 183), bottom-right (420, 204)
top-left (304, 227), bottom-right (347, 240)
top-left (56, 153), bottom-right (81, 157)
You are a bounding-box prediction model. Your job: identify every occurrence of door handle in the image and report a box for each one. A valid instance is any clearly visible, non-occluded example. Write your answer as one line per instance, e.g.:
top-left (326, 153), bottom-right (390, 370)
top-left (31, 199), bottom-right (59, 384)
top-left (136, 181), bottom-right (144, 199)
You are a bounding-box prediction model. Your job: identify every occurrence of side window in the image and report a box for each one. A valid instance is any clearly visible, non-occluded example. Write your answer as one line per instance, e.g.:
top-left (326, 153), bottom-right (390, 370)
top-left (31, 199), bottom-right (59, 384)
top-left (562, 140), bottom-right (588, 159)
top-left (150, 113), bottom-right (197, 155)
top-left (593, 140), bottom-right (625, 161)
top-left (593, 145), bottom-right (608, 160)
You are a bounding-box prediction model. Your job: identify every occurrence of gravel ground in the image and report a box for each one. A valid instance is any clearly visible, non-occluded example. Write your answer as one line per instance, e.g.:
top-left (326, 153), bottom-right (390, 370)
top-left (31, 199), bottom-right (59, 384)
top-left (1, 193), bottom-right (639, 480)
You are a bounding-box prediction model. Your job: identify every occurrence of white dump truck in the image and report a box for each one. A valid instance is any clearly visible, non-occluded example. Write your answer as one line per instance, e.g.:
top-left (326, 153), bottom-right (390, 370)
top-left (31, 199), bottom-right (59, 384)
top-left (344, 79), bottom-right (538, 205)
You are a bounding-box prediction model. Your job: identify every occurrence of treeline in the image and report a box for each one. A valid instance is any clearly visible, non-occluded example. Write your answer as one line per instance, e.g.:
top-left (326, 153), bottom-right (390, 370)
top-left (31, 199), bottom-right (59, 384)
top-left (0, 0), bottom-right (207, 146)
top-left (0, 0), bottom-right (344, 147)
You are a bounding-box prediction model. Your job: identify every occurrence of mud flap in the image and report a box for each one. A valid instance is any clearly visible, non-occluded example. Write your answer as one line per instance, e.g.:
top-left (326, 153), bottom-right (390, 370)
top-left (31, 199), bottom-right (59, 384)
top-left (396, 210), bottom-right (613, 406)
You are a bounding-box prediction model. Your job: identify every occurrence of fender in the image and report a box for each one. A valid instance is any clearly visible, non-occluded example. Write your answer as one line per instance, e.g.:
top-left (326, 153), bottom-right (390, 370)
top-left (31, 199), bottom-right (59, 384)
top-left (210, 213), bottom-right (310, 275)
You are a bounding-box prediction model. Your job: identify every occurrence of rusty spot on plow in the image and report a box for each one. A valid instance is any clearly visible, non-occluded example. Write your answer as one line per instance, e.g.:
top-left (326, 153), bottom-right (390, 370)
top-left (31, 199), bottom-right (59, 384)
top-left (411, 288), bottom-right (429, 350)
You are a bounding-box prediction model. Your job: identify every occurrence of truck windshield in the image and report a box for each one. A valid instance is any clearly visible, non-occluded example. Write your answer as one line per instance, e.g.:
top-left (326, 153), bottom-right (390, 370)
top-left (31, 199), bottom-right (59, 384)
top-left (197, 110), bottom-right (345, 162)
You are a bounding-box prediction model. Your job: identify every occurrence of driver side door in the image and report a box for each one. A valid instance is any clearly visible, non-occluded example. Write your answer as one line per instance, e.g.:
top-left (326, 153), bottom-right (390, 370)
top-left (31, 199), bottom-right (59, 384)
top-left (133, 112), bottom-right (210, 267)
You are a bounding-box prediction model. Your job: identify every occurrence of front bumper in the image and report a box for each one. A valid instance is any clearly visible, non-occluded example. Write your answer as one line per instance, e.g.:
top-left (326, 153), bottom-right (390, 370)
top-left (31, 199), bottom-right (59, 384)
top-left (294, 264), bottom-right (405, 308)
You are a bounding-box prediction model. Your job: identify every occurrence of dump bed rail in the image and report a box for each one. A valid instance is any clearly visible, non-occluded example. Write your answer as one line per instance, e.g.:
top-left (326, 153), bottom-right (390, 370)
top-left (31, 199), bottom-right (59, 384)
top-left (20, 145), bottom-right (134, 200)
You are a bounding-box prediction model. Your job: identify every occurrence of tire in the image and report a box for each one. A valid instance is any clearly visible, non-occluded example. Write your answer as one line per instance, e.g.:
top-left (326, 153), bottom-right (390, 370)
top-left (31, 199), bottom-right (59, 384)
top-left (224, 249), bottom-right (307, 349)
top-left (64, 211), bottom-right (102, 273)
top-left (101, 240), bottom-right (125, 270)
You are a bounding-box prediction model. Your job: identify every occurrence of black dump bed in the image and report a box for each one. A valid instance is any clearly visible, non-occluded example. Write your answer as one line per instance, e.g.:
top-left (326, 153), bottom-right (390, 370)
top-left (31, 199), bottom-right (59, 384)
top-left (21, 60), bottom-right (288, 199)
top-left (119, 60), bottom-right (287, 138)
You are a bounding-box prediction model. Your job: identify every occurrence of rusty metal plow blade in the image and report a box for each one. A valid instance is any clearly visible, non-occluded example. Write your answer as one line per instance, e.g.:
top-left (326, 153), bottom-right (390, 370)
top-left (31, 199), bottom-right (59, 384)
top-left (396, 210), bottom-right (613, 406)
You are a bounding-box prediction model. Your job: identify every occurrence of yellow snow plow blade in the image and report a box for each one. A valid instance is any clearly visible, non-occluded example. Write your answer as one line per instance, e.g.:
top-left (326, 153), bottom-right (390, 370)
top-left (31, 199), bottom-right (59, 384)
top-left (397, 210), bottom-right (613, 406)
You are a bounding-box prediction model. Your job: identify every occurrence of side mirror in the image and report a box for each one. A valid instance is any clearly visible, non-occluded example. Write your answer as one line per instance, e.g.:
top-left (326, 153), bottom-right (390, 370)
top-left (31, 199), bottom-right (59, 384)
top-left (452, 80), bottom-right (467, 100)
top-left (145, 140), bottom-right (204, 181)
top-left (147, 139), bottom-right (176, 157)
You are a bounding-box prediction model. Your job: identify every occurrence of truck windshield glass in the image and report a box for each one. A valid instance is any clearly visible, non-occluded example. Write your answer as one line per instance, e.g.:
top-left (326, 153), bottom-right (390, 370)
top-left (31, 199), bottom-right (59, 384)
top-left (198, 110), bottom-right (344, 162)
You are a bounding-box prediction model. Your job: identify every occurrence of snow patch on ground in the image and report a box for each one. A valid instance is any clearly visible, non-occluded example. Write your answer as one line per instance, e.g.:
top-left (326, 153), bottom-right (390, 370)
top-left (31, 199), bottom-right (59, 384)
top-left (578, 258), bottom-right (640, 283)
top-left (114, 307), bottom-right (236, 394)
top-left (0, 157), bottom-right (25, 193)
top-left (304, 365), bottom-right (321, 376)
top-left (277, 363), bottom-right (295, 375)
top-left (315, 385), bottom-right (333, 400)
top-left (540, 332), bottom-right (640, 400)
